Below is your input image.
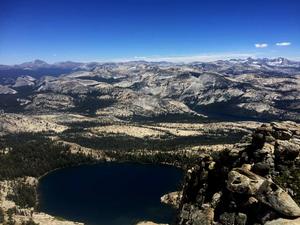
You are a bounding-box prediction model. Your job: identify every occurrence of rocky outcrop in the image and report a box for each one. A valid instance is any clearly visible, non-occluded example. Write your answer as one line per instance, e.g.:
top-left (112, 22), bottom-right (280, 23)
top-left (227, 167), bottom-right (300, 217)
top-left (161, 191), bottom-right (182, 208)
top-left (177, 121), bottom-right (300, 225)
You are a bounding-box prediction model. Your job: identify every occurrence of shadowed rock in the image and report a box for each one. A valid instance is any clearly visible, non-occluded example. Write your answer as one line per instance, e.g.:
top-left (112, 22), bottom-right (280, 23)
top-left (227, 167), bottom-right (300, 217)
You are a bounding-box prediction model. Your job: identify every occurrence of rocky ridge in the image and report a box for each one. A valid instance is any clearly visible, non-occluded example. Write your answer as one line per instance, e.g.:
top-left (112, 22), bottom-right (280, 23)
top-left (1, 58), bottom-right (300, 121)
top-left (176, 121), bottom-right (300, 225)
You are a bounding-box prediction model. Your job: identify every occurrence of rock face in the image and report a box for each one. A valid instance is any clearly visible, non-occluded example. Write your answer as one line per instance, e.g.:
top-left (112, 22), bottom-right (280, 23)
top-left (227, 168), bottom-right (300, 217)
top-left (177, 121), bottom-right (300, 225)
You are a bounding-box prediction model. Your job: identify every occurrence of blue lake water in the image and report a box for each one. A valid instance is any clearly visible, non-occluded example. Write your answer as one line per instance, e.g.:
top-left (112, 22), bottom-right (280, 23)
top-left (38, 163), bottom-right (183, 225)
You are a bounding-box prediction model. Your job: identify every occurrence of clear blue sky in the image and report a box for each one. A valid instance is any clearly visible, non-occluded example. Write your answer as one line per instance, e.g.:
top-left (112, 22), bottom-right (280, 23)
top-left (0, 0), bottom-right (300, 64)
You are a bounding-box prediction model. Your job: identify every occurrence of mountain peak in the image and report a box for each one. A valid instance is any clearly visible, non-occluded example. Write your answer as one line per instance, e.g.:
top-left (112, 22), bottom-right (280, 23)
top-left (19, 59), bottom-right (49, 68)
top-left (33, 59), bottom-right (47, 64)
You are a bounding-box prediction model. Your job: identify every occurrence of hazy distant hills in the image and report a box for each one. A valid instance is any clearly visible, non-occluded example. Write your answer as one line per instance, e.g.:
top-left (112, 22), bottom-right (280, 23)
top-left (0, 57), bottom-right (299, 122)
top-left (0, 59), bottom-right (96, 80)
top-left (1, 57), bottom-right (300, 79)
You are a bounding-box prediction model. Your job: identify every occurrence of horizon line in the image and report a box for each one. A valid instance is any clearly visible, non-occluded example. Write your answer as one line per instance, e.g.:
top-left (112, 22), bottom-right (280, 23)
top-left (2, 54), bottom-right (300, 66)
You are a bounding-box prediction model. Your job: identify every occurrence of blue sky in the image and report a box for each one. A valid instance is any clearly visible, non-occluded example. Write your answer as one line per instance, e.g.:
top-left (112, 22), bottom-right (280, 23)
top-left (0, 0), bottom-right (299, 64)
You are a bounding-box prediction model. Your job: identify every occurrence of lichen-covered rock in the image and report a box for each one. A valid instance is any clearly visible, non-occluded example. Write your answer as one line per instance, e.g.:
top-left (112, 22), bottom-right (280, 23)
top-left (227, 168), bottom-right (264, 195)
top-left (257, 179), bottom-right (300, 217)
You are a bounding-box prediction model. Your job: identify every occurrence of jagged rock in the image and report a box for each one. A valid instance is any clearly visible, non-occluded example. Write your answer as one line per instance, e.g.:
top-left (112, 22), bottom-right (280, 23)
top-left (229, 148), bottom-right (243, 158)
top-left (280, 131), bottom-right (293, 140)
top-left (252, 132), bottom-right (266, 149)
top-left (227, 168), bottom-right (264, 195)
top-left (16, 208), bottom-right (32, 216)
top-left (208, 161), bottom-right (216, 170)
top-left (219, 212), bottom-right (235, 225)
top-left (252, 161), bottom-right (273, 176)
top-left (160, 191), bottom-right (182, 208)
top-left (211, 192), bottom-right (222, 208)
top-left (236, 213), bottom-right (247, 225)
top-left (265, 135), bottom-right (276, 143)
top-left (258, 143), bottom-right (275, 155)
top-left (264, 217), bottom-right (300, 225)
top-left (257, 179), bottom-right (300, 217)
top-left (179, 204), bottom-right (191, 221)
top-left (275, 140), bottom-right (300, 161)
top-left (247, 196), bottom-right (259, 205)
top-left (271, 122), bottom-right (299, 133)
top-left (252, 142), bottom-right (276, 176)
top-left (257, 125), bottom-right (273, 134)
top-left (190, 205), bottom-right (214, 225)
top-left (180, 155), bottom-right (214, 207)
top-left (273, 130), bottom-right (293, 141)
top-left (291, 138), bottom-right (300, 146)
top-left (261, 211), bottom-right (279, 224)
top-left (227, 167), bottom-right (300, 217)
top-left (177, 122), bottom-right (300, 225)
top-left (178, 204), bottom-right (214, 225)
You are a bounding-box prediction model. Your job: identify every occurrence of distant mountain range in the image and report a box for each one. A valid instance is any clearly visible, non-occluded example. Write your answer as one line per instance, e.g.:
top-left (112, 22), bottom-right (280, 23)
top-left (0, 57), bottom-right (299, 122)
top-left (1, 57), bottom-right (300, 77)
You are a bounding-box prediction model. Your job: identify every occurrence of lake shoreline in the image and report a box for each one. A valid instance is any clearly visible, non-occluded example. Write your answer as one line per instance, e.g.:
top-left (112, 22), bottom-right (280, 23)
top-left (38, 162), bottom-right (183, 225)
